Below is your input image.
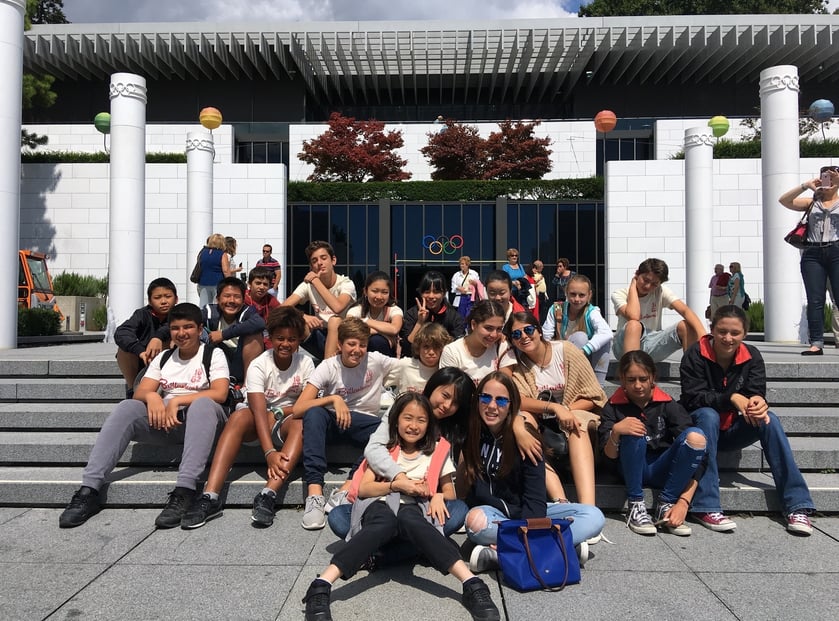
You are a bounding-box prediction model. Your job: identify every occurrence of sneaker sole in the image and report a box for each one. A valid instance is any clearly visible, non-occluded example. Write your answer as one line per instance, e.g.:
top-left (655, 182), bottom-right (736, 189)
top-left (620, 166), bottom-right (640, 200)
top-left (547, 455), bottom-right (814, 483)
top-left (787, 525), bottom-right (813, 536)
top-left (662, 525), bottom-right (692, 536)
top-left (181, 510), bottom-right (223, 530)
top-left (251, 513), bottom-right (275, 527)
top-left (58, 509), bottom-right (101, 529)
top-left (692, 517), bottom-right (736, 532)
top-left (301, 519), bottom-right (326, 530)
top-left (628, 523), bottom-right (657, 535)
top-left (468, 546), bottom-right (498, 573)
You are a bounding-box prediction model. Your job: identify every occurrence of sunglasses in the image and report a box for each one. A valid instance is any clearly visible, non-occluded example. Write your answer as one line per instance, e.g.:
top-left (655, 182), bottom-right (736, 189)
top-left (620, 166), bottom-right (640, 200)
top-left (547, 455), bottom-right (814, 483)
top-left (510, 325), bottom-right (538, 340)
top-left (478, 393), bottom-right (511, 408)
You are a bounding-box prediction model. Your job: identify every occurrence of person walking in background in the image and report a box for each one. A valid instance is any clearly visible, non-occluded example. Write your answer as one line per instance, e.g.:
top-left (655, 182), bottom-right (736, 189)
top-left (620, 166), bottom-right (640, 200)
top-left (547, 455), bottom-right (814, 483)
top-left (727, 262), bottom-right (746, 309)
top-left (501, 248), bottom-right (530, 308)
top-left (708, 264), bottom-right (730, 319)
top-left (530, 260), bottom-right (549, 325)
top-left (779, 165), bottom-right (839, 355)
top-left (256, 243), bottom-right (282, 297)
top-left (450, 256), bottom-right (483, 320)
top-left (196, 233), bottom-right (230, 307)
top-left (224, 236), bottom-right (241, 278)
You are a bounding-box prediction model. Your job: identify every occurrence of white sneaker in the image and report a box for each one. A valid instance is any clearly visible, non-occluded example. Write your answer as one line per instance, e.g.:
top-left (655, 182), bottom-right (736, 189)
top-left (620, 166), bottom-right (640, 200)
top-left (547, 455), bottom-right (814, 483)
top-left (626, 500), bottom-right (657, 535)
top-left (576, 541), bottom-right (589, 568)
top-left (324, 488), bottom-right (349, 514)
top-left (655, 503), bottom-right (692, 536)
top-left (301, 494), bottom-right (326, 530)
top-left (469, 545), bottom-right (499, 573)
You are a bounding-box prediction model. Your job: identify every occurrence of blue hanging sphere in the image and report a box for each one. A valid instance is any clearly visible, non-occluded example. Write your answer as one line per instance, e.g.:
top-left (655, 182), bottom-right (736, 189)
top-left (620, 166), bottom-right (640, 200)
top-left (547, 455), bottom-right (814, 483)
top-left (808, 99), bottom-right (834, 123)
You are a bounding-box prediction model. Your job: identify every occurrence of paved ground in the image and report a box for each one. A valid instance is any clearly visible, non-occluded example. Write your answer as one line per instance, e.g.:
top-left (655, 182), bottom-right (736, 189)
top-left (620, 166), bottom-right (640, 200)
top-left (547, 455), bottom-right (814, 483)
top-left (2, 507), bottom-right (837, 621)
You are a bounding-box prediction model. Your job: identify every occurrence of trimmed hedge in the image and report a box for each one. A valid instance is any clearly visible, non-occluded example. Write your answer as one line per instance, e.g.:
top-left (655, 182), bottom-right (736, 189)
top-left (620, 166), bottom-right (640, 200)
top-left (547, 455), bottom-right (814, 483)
top-left (21, 151), bottom-right (187, 163)
top-left (52, 272), bottom-right (108, 297)
top-left (672, 138), bottom-right (839, 160)
top-left (287, 177), bottom-right (603, 202)
top-left (745, 299), bottom-right (833, 333)
top-left (18, 307), bottom-right (61, 337)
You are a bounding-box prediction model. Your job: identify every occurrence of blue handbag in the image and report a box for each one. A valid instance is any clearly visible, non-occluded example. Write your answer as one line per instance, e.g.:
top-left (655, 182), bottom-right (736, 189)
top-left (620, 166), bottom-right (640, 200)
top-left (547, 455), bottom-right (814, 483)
top-left (496, 517), bottom-right (580, 591)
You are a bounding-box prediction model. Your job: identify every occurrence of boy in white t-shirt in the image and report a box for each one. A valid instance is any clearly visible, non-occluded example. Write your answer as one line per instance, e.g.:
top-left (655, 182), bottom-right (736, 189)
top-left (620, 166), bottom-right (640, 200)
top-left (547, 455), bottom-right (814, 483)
top-left (181, 306), bottom-right (315, 529)
top-left (293, 317), bottom-right (397, 530)
top-left (612, 258), bottom-right (706, 362)
top-left (386, 322), bottom-right (452, 394)
top-left (58, 303), bottom-right (230, 529)
top-left (282, 240), bottom-right (357, 361)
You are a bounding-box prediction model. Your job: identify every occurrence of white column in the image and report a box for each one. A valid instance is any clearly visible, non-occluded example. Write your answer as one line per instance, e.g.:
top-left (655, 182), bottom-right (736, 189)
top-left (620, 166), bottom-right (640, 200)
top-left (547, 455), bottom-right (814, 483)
top-left (760, 65), bottom-right (802, 342)
top-left (107, 73), bottom-right (147, 332)
top-left (0, 0), bottom-right (25, 349)
top-left (186, 131), bottom-right (214, 305)
top-left (684, 127), bottom-right (715, 316)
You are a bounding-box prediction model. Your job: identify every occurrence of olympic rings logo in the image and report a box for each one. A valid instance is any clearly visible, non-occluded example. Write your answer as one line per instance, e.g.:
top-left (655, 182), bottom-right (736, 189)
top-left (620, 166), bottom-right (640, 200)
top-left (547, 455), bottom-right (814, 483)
top-left (422, 234), bottom-right (464, 255)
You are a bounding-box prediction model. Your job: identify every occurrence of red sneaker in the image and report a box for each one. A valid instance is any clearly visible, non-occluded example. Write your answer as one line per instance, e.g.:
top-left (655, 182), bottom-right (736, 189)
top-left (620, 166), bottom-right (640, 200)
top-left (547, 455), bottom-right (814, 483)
top-left (692, 512), bottom-right (737, 532)
top-left (786, 512), bottom-right (813, 536)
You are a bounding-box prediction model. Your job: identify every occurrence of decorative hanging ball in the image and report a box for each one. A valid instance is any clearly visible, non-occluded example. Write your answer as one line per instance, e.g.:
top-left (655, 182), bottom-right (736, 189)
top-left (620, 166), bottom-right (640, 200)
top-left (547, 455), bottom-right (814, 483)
top-left (708, 115), bottom-right (730, 138)
top-left (808, 99), bottom-right (835, 124)
top-left (199, 107), bottom-right (223, 130)
top-left (594, 110), bottom-right (617, 133)
top-left (93, 112), bottom-right (111, 134)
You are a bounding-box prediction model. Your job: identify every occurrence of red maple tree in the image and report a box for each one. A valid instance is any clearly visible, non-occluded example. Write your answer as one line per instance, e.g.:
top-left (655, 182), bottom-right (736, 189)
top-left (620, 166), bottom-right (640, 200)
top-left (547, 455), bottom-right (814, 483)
top-left (298, 112), bottom-right (411, 182)
top-left (420, 120), bottom-right (487, 180)
top-left (482, 120), bottom-right (552, 180)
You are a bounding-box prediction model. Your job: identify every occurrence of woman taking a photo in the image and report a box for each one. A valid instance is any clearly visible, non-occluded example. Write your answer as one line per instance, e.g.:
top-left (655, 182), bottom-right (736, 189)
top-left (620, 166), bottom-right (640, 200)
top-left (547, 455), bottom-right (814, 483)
top-left (501, 248), bottom-right (530, 308)
top-left (779, 165), bottom-right (839, 355)
top-left (196, 233), bottom-right (230, 307)
top-left (726, 262), bottom-right (746, 309)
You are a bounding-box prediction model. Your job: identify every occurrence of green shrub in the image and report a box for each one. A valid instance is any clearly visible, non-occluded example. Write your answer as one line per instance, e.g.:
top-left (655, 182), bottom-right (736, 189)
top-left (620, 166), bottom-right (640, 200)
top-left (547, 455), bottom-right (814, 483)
top-left (746, 299), bottom-right (764, 332)
top-left (90, 304), bottom-right (108, 331)
top-left (671, 138), bottom-right (839, 160)
top-left (52, 272), bottom-right (108, 297)
top-left (21, 151), bottom-right (186, 164)
top-left (825, 303), bottom-right (835, 333)
top-left (18, 307), bottom-right (61, 337)
top-left (287, 177), bottom-right (604, 202)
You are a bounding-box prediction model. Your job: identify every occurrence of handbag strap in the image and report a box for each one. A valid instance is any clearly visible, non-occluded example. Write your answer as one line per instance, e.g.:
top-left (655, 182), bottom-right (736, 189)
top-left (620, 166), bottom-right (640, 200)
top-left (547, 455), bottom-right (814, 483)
top-left (518, 519), bottom-right (570, 592)
top-left (798, 200), bottom-right (815, 225)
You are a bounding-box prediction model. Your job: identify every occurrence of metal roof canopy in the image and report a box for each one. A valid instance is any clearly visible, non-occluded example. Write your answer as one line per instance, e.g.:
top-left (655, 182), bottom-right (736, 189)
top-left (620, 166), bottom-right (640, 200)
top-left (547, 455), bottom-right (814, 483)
top-left (24, 16), bottom-right (839, 106)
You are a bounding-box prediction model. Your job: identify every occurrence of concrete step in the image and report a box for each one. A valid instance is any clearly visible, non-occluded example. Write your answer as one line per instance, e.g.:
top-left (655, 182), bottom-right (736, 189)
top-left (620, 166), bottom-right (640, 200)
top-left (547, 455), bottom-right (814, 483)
top-left (1, 467), bottom-right (837, 513)
top-left (605, 381), bottom-right (839, 407)
top-left (0, 432), bottom-right (364, 467)
top-left (0, 378), bottom-right (125, 402)
top-left (0, 432), bottom-right (836, 471)
top-left (0, 359), bottom-right (120, 377)
top-left (608, 358), bottom-right (839, 382)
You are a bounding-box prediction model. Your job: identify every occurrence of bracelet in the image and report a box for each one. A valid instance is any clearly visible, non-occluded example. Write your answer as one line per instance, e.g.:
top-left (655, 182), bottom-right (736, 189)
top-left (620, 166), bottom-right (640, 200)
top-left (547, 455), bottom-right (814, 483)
top-left (609, 430), bottom-right (620, 448)
top-left (543, 402), bottom-right (550, 414)
top-left (677, 497), bottom-right (690, 506)
top-left (389, 480), bottom-right (395, 492)
top-left (264, 448), bottom-right (277, 458)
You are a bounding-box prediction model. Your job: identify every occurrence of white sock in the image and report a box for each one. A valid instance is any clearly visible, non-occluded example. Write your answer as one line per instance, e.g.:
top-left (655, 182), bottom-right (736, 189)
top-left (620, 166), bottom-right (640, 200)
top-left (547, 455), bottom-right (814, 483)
top-left (204, 491), bottom-right (219, 501)
top-left (261, 488), bottom-right (276, 497)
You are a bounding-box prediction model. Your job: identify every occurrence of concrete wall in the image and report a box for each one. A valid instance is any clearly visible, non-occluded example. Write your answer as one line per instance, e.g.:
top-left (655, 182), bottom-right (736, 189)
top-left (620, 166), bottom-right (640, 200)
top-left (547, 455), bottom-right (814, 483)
top-left (605, 156), bottom-right (838, 332)
top-left (20, 162), bottom-right (286, 299)
top-left (289, 120), bottom-right (598, 182)
top-left (22, 124), bottom-right (235, 164)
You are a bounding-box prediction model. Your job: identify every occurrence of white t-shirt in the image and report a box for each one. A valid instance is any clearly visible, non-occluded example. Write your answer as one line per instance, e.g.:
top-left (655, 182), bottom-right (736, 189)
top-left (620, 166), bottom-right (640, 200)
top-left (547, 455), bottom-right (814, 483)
top-left (611, 284), bottom-right (679, 333)
top-left (306, 351), bottom-right (397, 417)
top-left (385, 357), bottom-right (437, 394)
top-left (244, 350), bottom-right (315, 409)
top-left (499, 341), bottom-right (567, 401)
top-left (386, 449), bottom-right (455, 504)
top-left (346, 304), bottom-right (404, 323)
top-left (439, 337), bottom-right (505, 384)
top-left (144, 344), bottom-right (229, 405)
top-left (291, 274), bottom-right (357, 323)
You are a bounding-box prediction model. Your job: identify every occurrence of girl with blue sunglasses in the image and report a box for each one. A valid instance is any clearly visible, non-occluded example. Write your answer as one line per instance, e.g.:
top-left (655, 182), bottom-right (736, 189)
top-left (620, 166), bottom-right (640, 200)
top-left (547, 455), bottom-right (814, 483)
top-left (458, 372), bottom-right (604, 573)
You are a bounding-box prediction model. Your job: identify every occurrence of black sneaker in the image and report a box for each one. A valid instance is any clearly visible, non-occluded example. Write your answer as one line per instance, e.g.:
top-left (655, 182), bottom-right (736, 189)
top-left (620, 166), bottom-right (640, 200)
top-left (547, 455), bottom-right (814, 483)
top-left (155, 488), bottom-right (194, 529)
top-left (180, 493), bottom-right (223, 530)
top-left (251, 492), bottom-right (276, 527)
top-left (462, 577), bottom-right (500, 621)
top-left (303, 579), bottom-right (333, 621)
top-left (58, 487), bottom-right (101, 528)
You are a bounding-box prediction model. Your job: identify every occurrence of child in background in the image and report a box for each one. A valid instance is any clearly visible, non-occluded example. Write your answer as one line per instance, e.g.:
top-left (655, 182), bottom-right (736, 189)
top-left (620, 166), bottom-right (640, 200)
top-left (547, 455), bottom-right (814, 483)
top-left (325, 270), bottom-right (403, 357)
top-left (599, 351), bottom-right (706, 536)
top-left (294, 317), bottom-right (398, 530)
top-left (180, 307), bottom-right (314, 529)
top-left (542, 274), bottom-right (613, 384)
top-left (114, 278), bottom-right (177, 398)
top-left (245, 267), bottom-right (281, 350)
top-left (386, 323), bottom-right (452, 394)
top-left (302, 392), bottom-right (500, 621)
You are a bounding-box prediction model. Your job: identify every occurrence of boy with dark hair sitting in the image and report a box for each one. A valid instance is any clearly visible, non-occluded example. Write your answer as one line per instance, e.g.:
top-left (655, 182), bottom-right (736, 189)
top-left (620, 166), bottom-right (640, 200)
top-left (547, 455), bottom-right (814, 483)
top-left (245, 266), bottom-right (281, 350)
top-left (114, 277), bottom-right (177, 398)
top-left (204, 276), bottom-right (266, 384)
top-left (293, 317), bottom-right (397, 530)
top-left (58, 302), bottom-right (230, 529)
top-left (282, 240), bottom-right (357, 361)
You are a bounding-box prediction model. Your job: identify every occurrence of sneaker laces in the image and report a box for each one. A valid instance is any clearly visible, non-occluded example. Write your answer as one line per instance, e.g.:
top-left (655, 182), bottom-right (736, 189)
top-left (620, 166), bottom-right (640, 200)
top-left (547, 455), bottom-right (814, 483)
top-left (789, 512), bottom-right (810, 526)
top-left (706, 512), bottom-right (729, 522)
top-left (306, 495), bottom-right (326, 511)
top-left (67, 490), bottom-right (90, 509)
top-left (254, 493), bottom-right (273, 512)
top-left (164, 491), bottom-right (190, 512)
top-left (467, 582), bottom-right (493, 605)
top-left (627, 501), bottom-right (652, 527)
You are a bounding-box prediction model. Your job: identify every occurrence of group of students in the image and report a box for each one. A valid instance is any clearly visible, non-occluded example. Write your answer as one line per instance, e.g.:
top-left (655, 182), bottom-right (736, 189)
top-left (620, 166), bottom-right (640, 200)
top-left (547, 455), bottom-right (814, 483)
top-left (57, 241), bottom-right (815, 621)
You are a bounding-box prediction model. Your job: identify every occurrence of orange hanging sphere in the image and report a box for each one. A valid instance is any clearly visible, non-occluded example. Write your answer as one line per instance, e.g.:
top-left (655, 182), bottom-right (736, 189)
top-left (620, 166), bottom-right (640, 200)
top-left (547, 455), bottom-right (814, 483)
top-left (199, 107), bottom-right (222, 130)
top-left (594, 110), bottom-right (617, 133)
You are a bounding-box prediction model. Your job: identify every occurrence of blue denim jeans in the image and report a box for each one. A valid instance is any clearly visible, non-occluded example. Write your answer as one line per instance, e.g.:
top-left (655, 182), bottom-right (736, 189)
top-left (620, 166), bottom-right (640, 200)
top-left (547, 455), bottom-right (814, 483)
top-left (800, 243), bottom-right (839, 347)
top-left (465, 502), bottom-right (605, 547)
top-left (302, 407), bottom-right (381, 487)
top-left (327, 499), bottom-right (468, 566)
top-left (618, 428), bottom-right (706, 503)
top-left (691, 407), bottom-right (815, 515)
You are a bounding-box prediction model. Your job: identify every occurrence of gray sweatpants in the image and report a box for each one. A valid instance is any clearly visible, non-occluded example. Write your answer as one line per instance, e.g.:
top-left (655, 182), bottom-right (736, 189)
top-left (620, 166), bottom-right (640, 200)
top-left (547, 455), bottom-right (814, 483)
top-left (81, 397), bottom-right (227, 491)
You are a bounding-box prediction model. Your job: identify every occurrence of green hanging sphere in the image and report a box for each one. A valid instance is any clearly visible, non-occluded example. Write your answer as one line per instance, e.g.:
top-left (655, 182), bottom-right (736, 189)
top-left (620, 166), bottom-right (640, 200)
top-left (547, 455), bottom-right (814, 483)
top-left (93, 112), bottom-right (111, 134)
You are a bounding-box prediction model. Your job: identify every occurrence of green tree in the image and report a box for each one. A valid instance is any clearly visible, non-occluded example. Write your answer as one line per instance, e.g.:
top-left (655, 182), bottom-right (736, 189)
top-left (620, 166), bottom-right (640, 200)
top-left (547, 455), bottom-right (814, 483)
top-left (21, 0), bottom-right (66, 149)
top-left (578, 0), bottom-right (827, 16)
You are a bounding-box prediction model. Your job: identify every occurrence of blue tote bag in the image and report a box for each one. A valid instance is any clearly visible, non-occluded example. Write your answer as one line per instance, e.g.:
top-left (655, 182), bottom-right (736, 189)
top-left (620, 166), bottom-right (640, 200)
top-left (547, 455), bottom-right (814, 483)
top-left (497, 517), bottom-right (580, 591)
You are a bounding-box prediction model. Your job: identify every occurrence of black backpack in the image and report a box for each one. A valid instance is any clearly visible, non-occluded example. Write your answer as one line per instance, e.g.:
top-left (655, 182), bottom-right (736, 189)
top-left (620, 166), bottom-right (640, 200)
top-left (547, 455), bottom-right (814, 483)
top-left (159, 345), bottom-right (243, 413)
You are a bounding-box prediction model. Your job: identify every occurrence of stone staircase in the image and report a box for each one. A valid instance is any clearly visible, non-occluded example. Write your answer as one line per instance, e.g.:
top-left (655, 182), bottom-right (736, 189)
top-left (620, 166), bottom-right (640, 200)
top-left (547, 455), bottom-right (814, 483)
top-left (0, 342), bottom-right (837, 513)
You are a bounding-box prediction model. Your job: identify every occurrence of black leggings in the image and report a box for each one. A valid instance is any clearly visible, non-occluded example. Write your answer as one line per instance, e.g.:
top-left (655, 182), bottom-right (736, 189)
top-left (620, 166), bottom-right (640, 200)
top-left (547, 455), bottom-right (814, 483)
top-left (331, 501), bottom-right (462, 580)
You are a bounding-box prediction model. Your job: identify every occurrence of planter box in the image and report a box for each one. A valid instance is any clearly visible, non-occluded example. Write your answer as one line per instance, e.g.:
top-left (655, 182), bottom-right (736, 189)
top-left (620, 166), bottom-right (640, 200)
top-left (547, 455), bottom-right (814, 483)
top-left (54, 296), bottom-right (106, 332)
